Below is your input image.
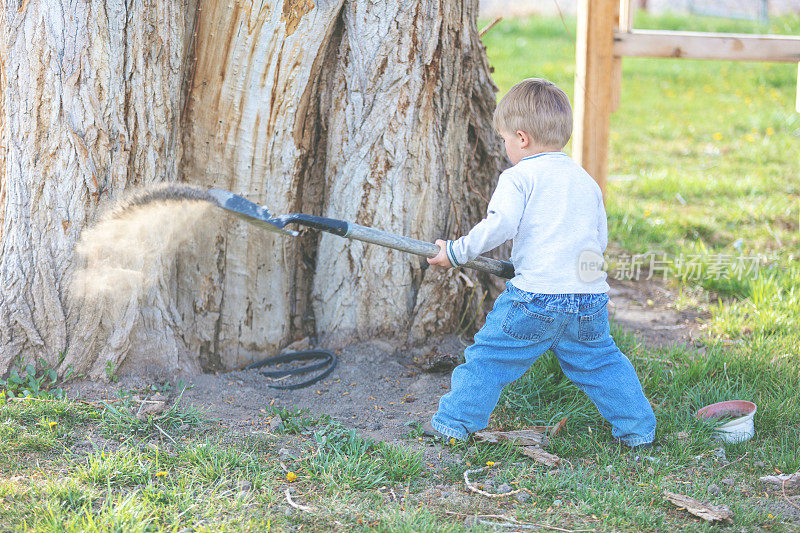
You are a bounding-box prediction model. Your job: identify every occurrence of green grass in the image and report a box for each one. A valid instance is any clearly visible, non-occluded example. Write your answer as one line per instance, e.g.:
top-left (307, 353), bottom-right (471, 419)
top-left (98, 388), bottom-right (207, 440)
top-left (1, 11), bottom-right (799, 532)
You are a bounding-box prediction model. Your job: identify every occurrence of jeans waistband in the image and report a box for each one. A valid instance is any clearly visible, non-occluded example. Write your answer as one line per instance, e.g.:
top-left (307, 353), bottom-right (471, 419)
top-left (506, 282), bottom-right (608, 313)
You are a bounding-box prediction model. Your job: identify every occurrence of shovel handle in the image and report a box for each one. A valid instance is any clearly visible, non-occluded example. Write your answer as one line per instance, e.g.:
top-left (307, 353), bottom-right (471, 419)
top-left (345, 223), bottom-right (515, 279)
top-left (279, 213), bottom-right (515, 279)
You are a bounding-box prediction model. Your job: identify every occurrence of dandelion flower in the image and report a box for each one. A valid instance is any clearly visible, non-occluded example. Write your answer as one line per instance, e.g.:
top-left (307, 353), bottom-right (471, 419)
top-left (449, 438), bottom-right (456, 445)
top-left (766, 127), bottom-right (775, 136)
top-left (486, 461), bottom-right (495, 467)
top-left (155, 471), bottom-right (168, 477)
top-left (745, 134), bottom-right (755, 142)
top-left (287, 471), bottom-right (298, 482)
top-left (713, 132), bottom-right (723, 141)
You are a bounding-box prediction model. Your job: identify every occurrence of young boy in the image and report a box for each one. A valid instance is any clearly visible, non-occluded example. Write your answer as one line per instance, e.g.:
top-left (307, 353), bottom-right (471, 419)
top-left (425, 78), bottom-right (656, 448)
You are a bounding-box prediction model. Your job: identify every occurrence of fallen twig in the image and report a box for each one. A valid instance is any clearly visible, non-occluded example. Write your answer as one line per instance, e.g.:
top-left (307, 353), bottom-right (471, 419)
top-left (443, 510), bottom-right (595, 532)
top-left (463, 464), bottom-right (527, 498)
top-left (719, 451), bottom-right (748, 470)
top-left (783, 478), bottom-right (800, 512)
top-left (478, 16), bottom-right (502, 37)
top-left (284, 488), bottom-right (314, 512)
top-left (479, 519), bottom-right (540, 530)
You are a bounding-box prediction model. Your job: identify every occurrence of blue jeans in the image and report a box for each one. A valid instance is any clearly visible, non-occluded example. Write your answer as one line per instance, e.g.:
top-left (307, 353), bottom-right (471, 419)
top-left (431, 282), bottom-right (656, 447)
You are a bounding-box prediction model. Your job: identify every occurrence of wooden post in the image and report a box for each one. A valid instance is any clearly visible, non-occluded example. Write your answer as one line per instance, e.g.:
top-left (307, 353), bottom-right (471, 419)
top-left (573, 0), bottom-right (618, 194)
top-left (611, 0), bottom-right (633, 112)
top-left (619, 0), bottom-right (635, 32)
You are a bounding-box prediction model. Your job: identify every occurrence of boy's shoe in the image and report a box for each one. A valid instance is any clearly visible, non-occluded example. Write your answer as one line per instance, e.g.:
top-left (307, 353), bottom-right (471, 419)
top-left (610, 438), bottom-right (653, 450)
top-left (421, 421), bottom-right (451, 442)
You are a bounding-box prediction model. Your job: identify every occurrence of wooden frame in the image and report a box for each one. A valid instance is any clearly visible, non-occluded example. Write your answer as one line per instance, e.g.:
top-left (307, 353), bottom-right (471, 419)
top-left (614, 31), bottom-right (800, 62)
top-left (573, 0), bottom-right (800, 194)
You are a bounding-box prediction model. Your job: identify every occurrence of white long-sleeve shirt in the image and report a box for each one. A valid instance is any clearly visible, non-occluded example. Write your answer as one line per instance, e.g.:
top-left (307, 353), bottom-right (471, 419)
top-left (446, 151), bottom-right (609, 294)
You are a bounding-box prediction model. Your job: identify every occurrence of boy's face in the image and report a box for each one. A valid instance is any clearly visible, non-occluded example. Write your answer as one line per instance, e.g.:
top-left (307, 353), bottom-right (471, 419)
top-left (500, 130), bottom-right (528, 165)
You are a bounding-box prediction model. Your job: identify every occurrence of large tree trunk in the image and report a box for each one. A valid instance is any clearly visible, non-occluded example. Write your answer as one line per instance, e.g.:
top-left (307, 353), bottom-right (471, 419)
top-left (0, 0), bottom-right (506, 380)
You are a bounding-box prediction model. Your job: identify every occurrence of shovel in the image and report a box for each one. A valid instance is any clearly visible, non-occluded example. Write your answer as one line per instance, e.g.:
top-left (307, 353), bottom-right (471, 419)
top-left (206, 188), bottom-right (515, 279)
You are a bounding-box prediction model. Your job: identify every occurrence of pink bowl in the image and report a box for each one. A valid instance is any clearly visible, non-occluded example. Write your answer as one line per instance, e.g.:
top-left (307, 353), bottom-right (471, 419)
top-left (695, 400), bottom-right (757, 443)
top-left (696, 400), bottom-right (757, 421)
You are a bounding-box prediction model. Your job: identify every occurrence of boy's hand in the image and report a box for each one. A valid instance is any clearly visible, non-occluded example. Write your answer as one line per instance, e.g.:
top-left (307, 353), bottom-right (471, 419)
top-left (427, 239), bottom-right (453, 269)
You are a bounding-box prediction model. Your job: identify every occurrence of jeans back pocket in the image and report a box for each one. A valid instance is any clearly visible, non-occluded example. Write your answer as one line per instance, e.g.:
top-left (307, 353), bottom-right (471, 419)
top-left (502, 301), bottom-right (555, 342)
top-left (578, 304), bottom-right (609, 342)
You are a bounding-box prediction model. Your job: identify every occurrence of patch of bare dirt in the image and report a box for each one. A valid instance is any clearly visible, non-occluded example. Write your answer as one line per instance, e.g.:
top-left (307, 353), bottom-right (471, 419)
top-left (67, 338), bottom-right (461, 445)
top-left (608, 278), bottom-right (707, 348)
top-left (68, 279), bottom-right (707, 445)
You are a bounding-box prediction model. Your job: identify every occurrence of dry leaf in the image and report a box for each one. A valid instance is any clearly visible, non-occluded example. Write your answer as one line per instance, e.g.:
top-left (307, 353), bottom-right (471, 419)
top-left (136, 400), bottom-right (167, 421)
top-left (550, 416), bottom-right (568, 437)
top-left (664, 490), bottom-right (733, 522)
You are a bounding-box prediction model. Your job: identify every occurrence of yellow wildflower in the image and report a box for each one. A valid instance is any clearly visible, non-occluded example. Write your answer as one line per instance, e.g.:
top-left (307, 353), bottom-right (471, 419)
top-left (486, 461), bottom-right (495, 467)
top-left (713, 132), bottom-right (723, 141)
top-left (155, 471), bottom-right (168, 477)
top-left (745, 134), bottom-right (755, 142)
top-left (449, 438), bottom-right (456, 445)
top-left (286, 471), bottom-right (298, 482)
top-left (766, 127), bottom-right (775, 136)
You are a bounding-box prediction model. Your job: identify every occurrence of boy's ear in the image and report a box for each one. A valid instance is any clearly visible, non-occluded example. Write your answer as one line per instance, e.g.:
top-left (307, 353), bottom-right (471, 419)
top-left (516, 130), bottom-right (530, 149)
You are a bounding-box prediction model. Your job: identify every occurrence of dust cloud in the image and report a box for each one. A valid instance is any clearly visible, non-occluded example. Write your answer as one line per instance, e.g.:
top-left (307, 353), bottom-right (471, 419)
top-left (71, 184), bottom-right (221, 311)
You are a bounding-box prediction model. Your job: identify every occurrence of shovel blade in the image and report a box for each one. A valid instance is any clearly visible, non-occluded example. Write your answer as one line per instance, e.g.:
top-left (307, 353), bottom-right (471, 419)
top-left (206, 188), bottom-right (298, 236)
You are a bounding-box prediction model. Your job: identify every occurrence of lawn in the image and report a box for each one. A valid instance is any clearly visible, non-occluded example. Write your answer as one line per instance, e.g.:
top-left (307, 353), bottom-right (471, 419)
top-left (1, 11), bottom-right (799, 532)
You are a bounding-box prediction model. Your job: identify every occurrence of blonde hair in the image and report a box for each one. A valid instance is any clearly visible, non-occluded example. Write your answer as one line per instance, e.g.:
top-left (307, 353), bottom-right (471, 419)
top-left (493, 78), bottom-right (573, 149)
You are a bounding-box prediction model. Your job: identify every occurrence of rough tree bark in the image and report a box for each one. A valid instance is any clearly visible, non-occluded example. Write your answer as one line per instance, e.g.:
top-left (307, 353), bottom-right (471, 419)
top-left (0, 0), bottom-right (507, 380)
